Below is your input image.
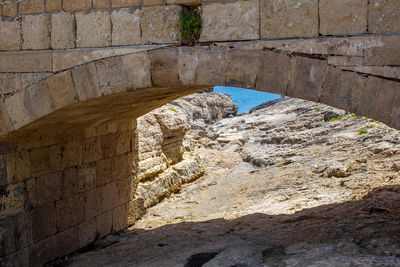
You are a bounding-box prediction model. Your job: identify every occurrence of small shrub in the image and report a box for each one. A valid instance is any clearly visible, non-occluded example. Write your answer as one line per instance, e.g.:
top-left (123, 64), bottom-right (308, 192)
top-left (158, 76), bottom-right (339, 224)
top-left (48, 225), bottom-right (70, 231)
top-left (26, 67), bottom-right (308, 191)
top-left (169, 108), bottom-right (177, 113)
top-left (329, 115), bottom-right (342, 122)
top-left (358, 129), bottom-right (368, 135)
top-left (178, 8), bottom-right (202, 46)
top-left (314, 108), bottom-right (320, 112)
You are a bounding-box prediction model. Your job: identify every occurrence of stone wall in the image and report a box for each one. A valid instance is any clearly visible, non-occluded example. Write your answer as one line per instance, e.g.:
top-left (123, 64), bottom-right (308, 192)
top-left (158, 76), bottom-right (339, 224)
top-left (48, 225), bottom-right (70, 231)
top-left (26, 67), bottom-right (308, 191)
top-left (0, 119), bottom-right (143, 266)
top-left (0, 0), bottom-right (399, 51)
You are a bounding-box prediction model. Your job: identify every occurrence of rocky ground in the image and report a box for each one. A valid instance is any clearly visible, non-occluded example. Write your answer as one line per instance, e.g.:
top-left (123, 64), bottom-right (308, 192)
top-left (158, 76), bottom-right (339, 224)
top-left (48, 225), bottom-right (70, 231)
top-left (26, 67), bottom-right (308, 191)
top-left (56, 94), bottom-right (400, 266)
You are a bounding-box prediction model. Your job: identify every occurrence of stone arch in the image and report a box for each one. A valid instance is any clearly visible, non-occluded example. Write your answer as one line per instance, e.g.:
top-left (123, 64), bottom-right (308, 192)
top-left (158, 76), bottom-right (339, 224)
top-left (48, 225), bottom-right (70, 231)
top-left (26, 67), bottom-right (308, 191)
top-left (0, 36), bottom-right (400, 266)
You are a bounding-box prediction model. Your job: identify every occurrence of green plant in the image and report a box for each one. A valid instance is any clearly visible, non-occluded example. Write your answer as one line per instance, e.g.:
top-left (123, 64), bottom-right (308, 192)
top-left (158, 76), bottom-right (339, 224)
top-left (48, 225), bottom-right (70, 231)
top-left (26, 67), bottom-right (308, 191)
top-left (370, 124), bottom-right (376, 128)
top-left (358, 129), bottom-right (368, 135)
top-left (329, 115), bottom-right (342, 122)
top-left (314, 108), bottom-right (320, 112)
top-left (178, 10), bottom-right (202, 46)
top-left (169, 108), bottom-right (177, 113)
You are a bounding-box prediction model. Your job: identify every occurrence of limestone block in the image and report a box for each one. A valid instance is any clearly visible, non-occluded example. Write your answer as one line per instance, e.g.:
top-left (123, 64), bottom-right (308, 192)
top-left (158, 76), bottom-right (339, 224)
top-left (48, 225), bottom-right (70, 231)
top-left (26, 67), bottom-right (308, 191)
top-left (18, 0), bottom-right (45, 15)
top-left (117, 175), bottom-right (134, 204)
top-left (4, 248), bottom-right (29, 267)
top-left (36, 172), bottom-right (62, 205)
top-left (78, 218), bottom-right (96, 247)
top-left (61, 167), bottom-right (79, 198)
top-left (365, 36), bottom-right (400, 66)
top-left (260, 0), bottom-right (318, 38)
top-left (369, 0), bottom-right (400, 33)
top-left (256, 50), bottom-right (291, 96)
top-left (77, 165), bottom-right (96, 192)
top-left (22, 15), bottom-right (50, 50)
top-left (51, 13), bottom-right (75, 49)
top-left (0, 217), bottom-right (16, 256)
top-left (95, 56), bottom-right (131, 95)
top-left (142, 0), bottom-right (163, 5)
top-left (166, 0), bottom-right (200, 5)
top-left (76, 11), bottom-right (111, 48)
top-left (148, 49), bottom-right (180, 86)
top-left (178, 50), bottom-right (199, 85)
top-left (84, 187), bottom-right (103, 219)
top-left (127, 198), bottom-right (145, 225)
top-left (320, 0), bottom-right (367, 35)
top-left (4, 91), bottom-right (32, 130)
top-left (101, 133), bottom-right (117, 158)
top-left (0, 53), bottom-right (52, 72)
top-left (112, 0), bottom-right (141, 7)
top-left (225, 49), bottom-right (262, 89)
top-left (321, 66), bottom-right (367, 114)
top-left (102, 182), bottom-right (119, 212)
top-left (96, 211), bottom-right (112, 237)
top-left (116, 131), bottom-right (131, 155)
top-left (195, 51), bottom-right (226, 86)
top-left (26, 178), bottom-right (37, 208)
top-left (287, 56), bottom-right (328, 102)
top-left (201, 0), bottom-right (259, 42)
top-left (111, 9), bottom-right (141, 46)
top-left (141, 5), bottom-right (181, 44)
top-left (24, 80), bottom-right (54, 120)
top-left (30, 147), bottom-right (50, 176)
top-left (0, 20), bottom-right (21, 51)
top-left (357, 76), bottom-right (399, 125)
top-left (96, 157), bottom-right (115, 186)
top-left (121, 52), bottom-right (152, 89)
top-left (65, 141), bottom-right (83, 167)
top-left (56, 194), bottom-right (85, 231)
top-left (2, 3), bottom-right (17, 16)
top-left (46, 0), bottom-right (62, 12)
top-left (83, 137), bottom-right (102, 163)
top-left (112, 204), bottom-right (128, 231)
top-left (46, 71), bottom-right (77, 109)
top-left (5, 151), bottom-right (30, 183)
top-left (84, 0), bottom-right (102, 8)
top-left (31, 204), bottom-right (56, 242)
top-left (63, 0), bottom-right (92, 11)
top-left (71, 62), bottom-right (101, 101)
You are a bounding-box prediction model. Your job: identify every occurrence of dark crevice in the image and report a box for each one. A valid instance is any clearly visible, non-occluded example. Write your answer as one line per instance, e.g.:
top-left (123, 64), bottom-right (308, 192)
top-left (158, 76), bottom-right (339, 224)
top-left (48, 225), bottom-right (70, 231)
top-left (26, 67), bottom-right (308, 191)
top-left (184, 252), bottom-right (220, 267)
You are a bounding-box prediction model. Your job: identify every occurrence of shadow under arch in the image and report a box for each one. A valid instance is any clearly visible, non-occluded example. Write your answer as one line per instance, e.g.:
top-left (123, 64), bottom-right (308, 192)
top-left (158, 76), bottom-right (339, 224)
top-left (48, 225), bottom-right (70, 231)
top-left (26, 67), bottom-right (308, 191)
top-left (57, 185), bottom-right (400, 266)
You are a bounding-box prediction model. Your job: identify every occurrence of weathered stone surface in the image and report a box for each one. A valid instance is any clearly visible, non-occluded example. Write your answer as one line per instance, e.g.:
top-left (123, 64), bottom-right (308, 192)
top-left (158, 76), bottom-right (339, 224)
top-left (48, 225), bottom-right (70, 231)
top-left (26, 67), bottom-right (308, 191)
top-left (287, 56), bottom-right (328, 102)
top-left (225, 49), bottom-right (261, 89)
top-left (56, 194), bottom-right (85, 231)
top-left (46, 0), bottom-right (62, 12)
top-left (112, 0), bottom-right (141, 7)
top-left (257, 50), bottom-right (291, 96)
top-left (95, 56), bottom-right (131, 95)
top-left (141, 5), bottom-right (181, 44)
top-left (22, 15), bottom-right (50, 50)
top-left (24, 80), bottom-right (54, 120)
top-left (365, 36), bottom-right (400, 66)
top-left (71, 62), bottom-right (101, 101)
top-left (195, 51), bottom-right (226, 86)
top-left (201, 0), bottom-right (259, 42)
top-left (149, 49), bottom-right (180, 87)
top-left (142, 0), bottom-right (163, 5)
top-left (111, 9), bottom-right (141, 46)
top-left (46, 70), bottom-right (77, 109)
top-left (369, 0), bottom-right (400, 33)
top-left (31, 204), bottom-right (56, 242)
top-left (321, 66), bottom-right (367, 113)
top-left (166, 0), bottom-right (200, 5)
top-left (260, 0), bottom-right (318, 38)
top-left (76, 11), bottom-right (111, 48)
top-left (5, 151), bottom-right (30, 183)
top-left (78, 218), bottom-right (97, 247)
top-left (0, 53), bottom-right (52, 72)
top-left (4, 91), bottom-right (32, 130)
top-left (2, 3), bottom-right (18, 17)
top-left (320, 0), bottom-right (367, 35)
top-left (63, 0), bottom-right (92, 11)
top-left (51, 13), bottom-right (75, 49)
top-left (0, 73), bottom-right (51, 97)
top-left (18, 0), bottom-right (44, 15)
top-left (93, 0), bottom-right (111, 8)
top-left (121, 52), bottom-right (152, 89)
top-left (0, 20), bottom-right (21, 51)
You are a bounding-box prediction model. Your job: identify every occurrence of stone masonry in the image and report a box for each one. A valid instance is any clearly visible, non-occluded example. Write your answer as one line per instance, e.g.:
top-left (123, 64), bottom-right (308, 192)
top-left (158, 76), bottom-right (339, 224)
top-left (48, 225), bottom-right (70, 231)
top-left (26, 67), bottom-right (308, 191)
top-left (0, 0), bottom-right (399, 266)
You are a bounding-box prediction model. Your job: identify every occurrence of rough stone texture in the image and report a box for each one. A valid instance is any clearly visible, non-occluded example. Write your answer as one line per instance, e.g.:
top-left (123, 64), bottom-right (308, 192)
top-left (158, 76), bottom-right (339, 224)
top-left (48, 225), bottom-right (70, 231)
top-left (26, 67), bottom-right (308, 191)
top-left (46, 0), bottom-right (62, 12)
top-left (51, 13), bottom-right (75, 49)
top-left (71, 62), bottom-right (101, 101)
top-left (112, 0), bottom-right (141, 7)
top-left (121, 52), bottom-right (152, 89)
top-left (18, 0), bottom-right (45, 15)
top-left (319, 0), bottom-right (368, 35)
top-left (111, 9), bottom-right (141, 46)
top-left (149, 49), bottom-right (180, 87)
top-left (200, 0), bottom-right (259, 42)
top-left (76, 11), bottom-right (111, 48)
top-left (369, 0), bottom-right (400, 33)
top-left (46, 70), bottom-right (77, 109)
top-left (2, 3), bottom-right (18, 16)
top-left (0, 53), bottom-right (52, 73)
top-left (365, 35), bottom-right (400, 66)
top-left (225, 49), bottom-right (261, 89)
top-left (141, 5), bottom-right (181, 44)
top-left (22, 15), bottom-right (50, 50)
top-left (260, 0), bottom-right (319, 38)
top-left (0, 20), bottom-right (21, 51)
top-left (63, 0), bottom-right (92, 11)
top-left (93, 0), bottom-right (111, 8)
